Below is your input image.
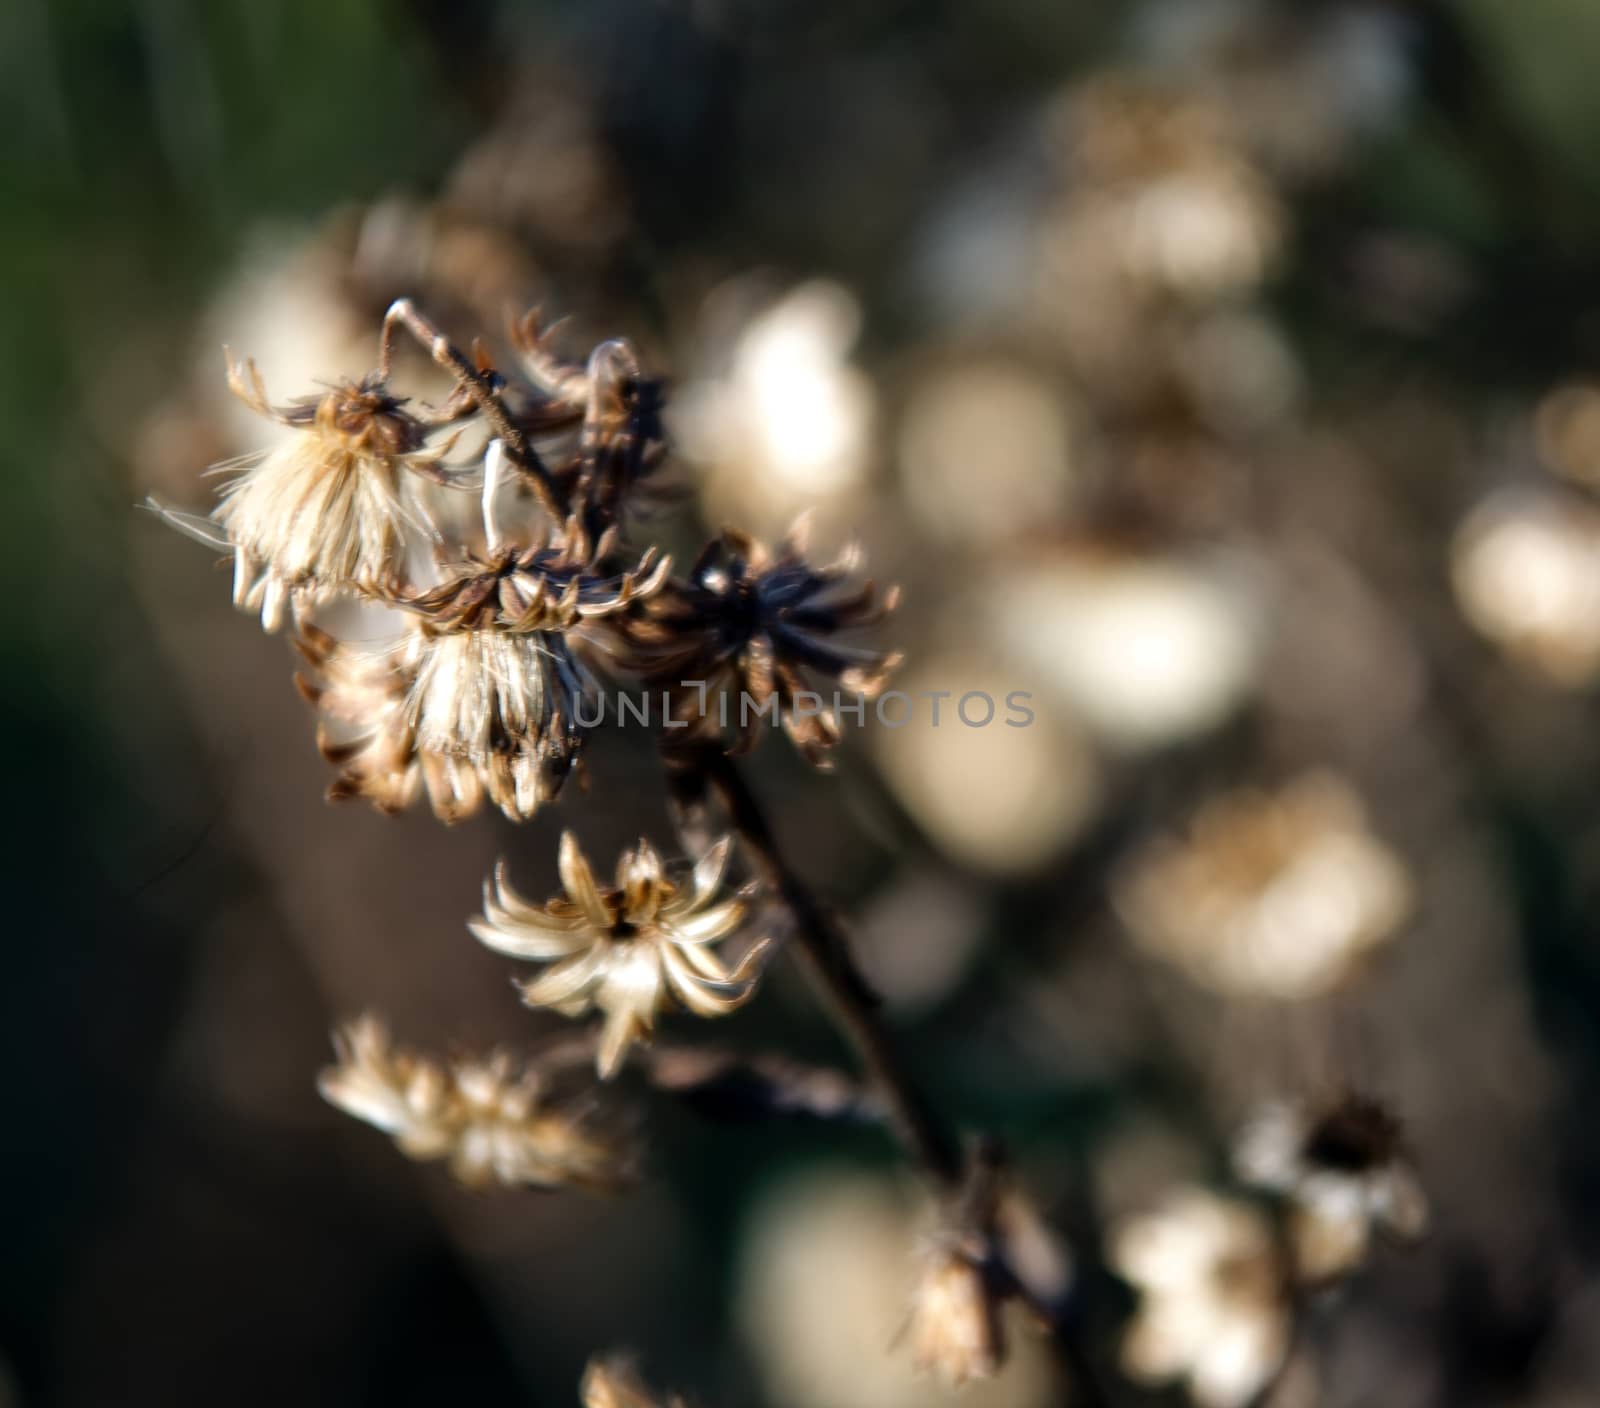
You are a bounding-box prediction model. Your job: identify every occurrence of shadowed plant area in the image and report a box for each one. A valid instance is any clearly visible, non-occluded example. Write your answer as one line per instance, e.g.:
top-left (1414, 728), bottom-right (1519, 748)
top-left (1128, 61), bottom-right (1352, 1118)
top-left (12, 2), bottom-right (1600, 1406)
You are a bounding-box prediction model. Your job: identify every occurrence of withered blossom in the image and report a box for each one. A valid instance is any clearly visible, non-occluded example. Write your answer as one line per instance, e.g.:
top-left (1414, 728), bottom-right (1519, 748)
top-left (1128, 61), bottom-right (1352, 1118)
top-left (1115, 771), bottom-right (1411, 999)
top-left (470, 832), bottom-right (769, 1077)
top-left (906, 1247), bottom-right (1007, 1386)
top-left (512, 312), bottom-right (671, 531)
top-left (1111, 1189), bottom-right (1290, 1408)
top-left (581, 1357), bottom-right (687, 1408)
top-left (212, 359), bottom-right (453, 631)
top-left (317, 1015), bottom-right (628, 1191)
top-left (608, 521), bottom-right (900, 767)
top-left (1235, 1093), bottom-right (1427, 1283)
top-left (295, 542), bottom-right (668, 822)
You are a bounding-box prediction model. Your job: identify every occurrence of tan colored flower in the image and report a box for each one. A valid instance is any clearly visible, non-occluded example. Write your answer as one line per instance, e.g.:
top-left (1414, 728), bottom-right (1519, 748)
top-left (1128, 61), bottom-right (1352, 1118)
top-left (1234, 1094), bottom-right (1427, 1283)
top-left (317, 1015), bottom-right (628, 1191)
top-left (294, 546), bottom-right (668, 823)
top-left (580, 1357), bottom-right (687, 1408)
top-left (906, 1249), bottom-right (1006, 1386)
top-left (1114, 771), bottom-right (1411, 999)
top-left (470, 833), bottom-right (768, 1077)
top-left (1111, 1189), bottom-right (1289, 1408)
top-left (214, 359), bottom-right (450, 631)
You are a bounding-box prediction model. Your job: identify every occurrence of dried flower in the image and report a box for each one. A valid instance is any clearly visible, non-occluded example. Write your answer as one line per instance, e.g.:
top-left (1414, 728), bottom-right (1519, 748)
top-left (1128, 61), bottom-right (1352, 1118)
top-left (1235, 1093), bottom-right (1427, 1283)
top-left (317, 1015), bottom-right (628, 1191)
top-left (609, 521), bottom-right (900, 767)
top-left (580, 1357), bottom-right (687, 1408)
top-left (1111, 1189), bottom-right (1289, 1408)
top-left (906, 1248), bottom-right (1006, 1386)
top-left (295, 544), bottom-right (668, 822)
top-left (1452, 489), bottom-right (1600, 686)
top-left (470, 833), bottom-right (769, 1077)
top-left (1115, 771), bottom-right (1411, 999)
top-left (214, 360), bottom-right (451, 631)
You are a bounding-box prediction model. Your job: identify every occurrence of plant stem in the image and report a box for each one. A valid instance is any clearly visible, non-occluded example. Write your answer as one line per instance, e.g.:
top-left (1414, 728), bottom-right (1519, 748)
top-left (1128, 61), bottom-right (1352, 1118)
top-left (688, 744), bottom-right (965, 1188)
top-left (682, 742), bottom-right (1117, 1407)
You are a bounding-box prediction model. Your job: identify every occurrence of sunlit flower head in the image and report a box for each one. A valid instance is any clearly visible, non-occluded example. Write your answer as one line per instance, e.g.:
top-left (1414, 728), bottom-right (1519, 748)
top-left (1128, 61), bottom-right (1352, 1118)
top-left (1111, 1188), bottom-right (1289, 1408)
top-left (1115, 771), bottom-right (1411, 1000)
top-left (1452, 490), bottom-right (1600, 686)
top-left (470, 833), bottom-right (770, 1077)
top-left (1235, 1093), bottom-right (1427, 1283)
top-left (317, 1015), bottom-right (628, 1191)
top-left (738, 1169), bottom-right (1054, 1408)
top-left (906, 1248), bottom-right (1007, 1387)
top-left (213, 359), bottom-right (450, 631)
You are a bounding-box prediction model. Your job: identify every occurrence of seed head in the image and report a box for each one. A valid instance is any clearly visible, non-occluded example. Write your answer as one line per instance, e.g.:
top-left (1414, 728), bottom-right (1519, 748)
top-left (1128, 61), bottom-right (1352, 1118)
top-left (214, 360), bottom-right (450, 631)
top-left (470, 832), bottom-right (770, 1077)
top-left (317, 1015), bottom-right (630, 1191)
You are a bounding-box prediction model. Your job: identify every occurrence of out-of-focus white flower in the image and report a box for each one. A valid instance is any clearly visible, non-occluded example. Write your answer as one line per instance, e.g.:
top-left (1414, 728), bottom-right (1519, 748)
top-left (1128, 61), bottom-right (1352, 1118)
top-left (1453, 490), bottom-right (1600, 685)
top-left (317, 1016), bottom-right (627, 1191)
top-left (1235, 1094), bottom-right (1428, 1283)
top-left (898, 361), bottom-right (1080, 546)
top-left (1115, 772), bottom-right (1411, 999)
top-left (1111, 1188), bottom-right (1289, 1408)
top-left (988, 549), bottom-right (1262, 752)
top-left (737, 1169), bottom-right (1053, 1408)
top-left (675, 281), bottom-right (875, 531)
top-left (874, 654), bottom-right (1100, 876)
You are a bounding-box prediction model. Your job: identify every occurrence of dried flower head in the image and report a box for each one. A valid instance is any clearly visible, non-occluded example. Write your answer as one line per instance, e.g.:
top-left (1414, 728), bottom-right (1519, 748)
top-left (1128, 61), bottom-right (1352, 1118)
top-left (470, 833), bottom-right (769, 1077)
top-left (1111, 1188), bottom-right (1290, 1408)
top-left (317, 1015), bottom-right (628, 1191)
top-left (906, 1247), bottom-right (1006, 1386)
top-left (580, 1357), bottom-right (687, 1408)
top-left (294, 545), bottom-right (667, 822)
top-left (1235, 1093), bottom-right (1427, 1283)
top-left (214, 360), bottom-right (451, 631)
top-left (1115, 771), bottom-right (1411, 999)
top-left (609, 520), bottom-right (900, 766)
top-left (1452, 489), bottom-right (1600, 686)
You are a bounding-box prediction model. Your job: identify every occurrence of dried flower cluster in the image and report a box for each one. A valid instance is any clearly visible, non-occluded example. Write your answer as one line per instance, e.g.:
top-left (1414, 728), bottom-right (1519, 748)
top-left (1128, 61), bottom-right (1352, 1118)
top-left (158, 298), bottom-right (898, 828)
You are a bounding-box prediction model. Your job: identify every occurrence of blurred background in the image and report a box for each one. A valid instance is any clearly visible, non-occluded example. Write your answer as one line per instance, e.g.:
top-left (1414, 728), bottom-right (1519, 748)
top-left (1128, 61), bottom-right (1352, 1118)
top-left (9, 0), bottom-right (1600, 1404)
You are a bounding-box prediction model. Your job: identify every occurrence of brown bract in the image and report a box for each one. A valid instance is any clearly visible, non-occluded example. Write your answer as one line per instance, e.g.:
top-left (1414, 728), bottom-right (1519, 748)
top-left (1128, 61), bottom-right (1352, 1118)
top-left (470, 832), bottom-right (770, 1077)
top-left (604, 520), bottom-right (901, 767)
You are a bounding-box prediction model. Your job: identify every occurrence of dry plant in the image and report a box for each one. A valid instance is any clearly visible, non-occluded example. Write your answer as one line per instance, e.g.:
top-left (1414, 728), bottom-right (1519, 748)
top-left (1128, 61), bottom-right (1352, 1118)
top-left (155, 289), bottom-right (1424, 1406)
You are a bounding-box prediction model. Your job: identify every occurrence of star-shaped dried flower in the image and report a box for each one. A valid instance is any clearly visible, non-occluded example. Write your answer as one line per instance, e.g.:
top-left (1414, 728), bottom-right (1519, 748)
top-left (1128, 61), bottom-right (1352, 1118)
top-left (470, 833), bottom-right (769, 1078)
top-left (213, 360), bottom-right (452, 631)
top-left (606, 520), bottom-right (900, 767)
top-left (317, 1015), bottom-right (629, 1191)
